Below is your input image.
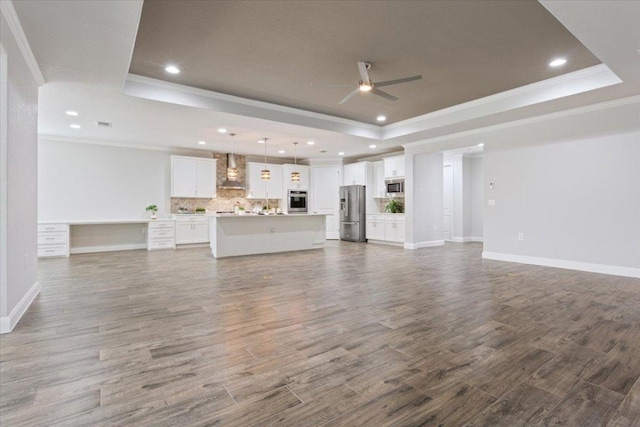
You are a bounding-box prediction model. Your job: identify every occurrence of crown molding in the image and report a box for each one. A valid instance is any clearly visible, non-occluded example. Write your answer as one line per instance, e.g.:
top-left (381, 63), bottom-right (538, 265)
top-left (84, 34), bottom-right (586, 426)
top-left (384, 64), bottom-right (621, 140)
top-left (403, 95), bottom-right (640, 151)
top-left (124, 74), bottom-right (382, 140)
top-left (0, 0), bottom-right (45, 86)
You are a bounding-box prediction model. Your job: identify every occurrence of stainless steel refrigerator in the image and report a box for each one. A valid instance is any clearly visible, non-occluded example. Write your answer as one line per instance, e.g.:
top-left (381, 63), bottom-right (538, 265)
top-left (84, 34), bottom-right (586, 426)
top-left (339, 185), bottom-right (367, 242)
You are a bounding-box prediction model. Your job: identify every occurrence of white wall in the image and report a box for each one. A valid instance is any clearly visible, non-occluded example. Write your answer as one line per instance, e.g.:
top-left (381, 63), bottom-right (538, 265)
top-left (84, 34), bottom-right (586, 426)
top-left (38, 139), bottom-right (212, 221)
top-left (484, 131), bottom-right (640, 276)
top-left (1, 11), bottom-right (39, 332)
top-left (470, 156), bottom-right (484, 239)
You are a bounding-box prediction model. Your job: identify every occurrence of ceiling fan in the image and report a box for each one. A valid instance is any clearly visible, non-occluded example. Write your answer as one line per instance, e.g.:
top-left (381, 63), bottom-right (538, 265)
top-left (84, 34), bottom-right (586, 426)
top-left (313, 61), bottom-right (422, 104)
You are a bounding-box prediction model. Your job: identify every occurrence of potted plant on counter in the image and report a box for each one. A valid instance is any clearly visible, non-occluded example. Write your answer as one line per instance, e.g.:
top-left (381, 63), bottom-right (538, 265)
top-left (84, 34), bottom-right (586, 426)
top-left (385, 199), bottom-right (402, 214)
top-left (195, 207), bottom-right (206, 214)
top-left (145, 204), bottom-right (158, 220)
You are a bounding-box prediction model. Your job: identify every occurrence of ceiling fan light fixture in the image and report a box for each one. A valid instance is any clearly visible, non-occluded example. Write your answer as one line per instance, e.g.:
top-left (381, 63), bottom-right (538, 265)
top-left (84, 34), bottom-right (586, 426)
top-left (359, 82), bottom-right (372, 92)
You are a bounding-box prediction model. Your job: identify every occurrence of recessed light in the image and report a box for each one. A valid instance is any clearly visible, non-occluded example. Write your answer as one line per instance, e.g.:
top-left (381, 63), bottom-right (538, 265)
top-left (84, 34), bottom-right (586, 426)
top-left (376, 115), bottom-right (386, 122)
top-left (369, 144), bottom-right (377, 149)
top-left (258, 139), bottom-right (265, 144)
top-left (278, 150), bottom-right (285, 154)
top-left (549, 58), bottom-right (567, 67)
top-left (307, 141), bottom-right (315, 145)
top-left (165, 65), bottom-right (180, 74)
top-left (477, 143), bottom-right (484, 147)
top-left (338, 152), bottom-right (345, 156)
top-left (70, 124), bottom-right (81, 129)
top-left (218, 128), bottom-right (227, 133)
top-left (198, 141), bottom-right (206, 145)
top-left (65, 111), bottom-right (78, 116)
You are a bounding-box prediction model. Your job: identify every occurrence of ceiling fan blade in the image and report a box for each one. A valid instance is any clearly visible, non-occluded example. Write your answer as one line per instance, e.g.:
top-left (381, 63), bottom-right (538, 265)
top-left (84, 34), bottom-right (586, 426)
top-left (374, 75), bottom-right (423, 88)
top-left (357, 61), bottom-right (370, 83)
top-left (370, 88), bottom-right (398, 101)
top-left (311, 83), bottom-right (356, 87)
top-left (338, 88), bottom-right (361, 104)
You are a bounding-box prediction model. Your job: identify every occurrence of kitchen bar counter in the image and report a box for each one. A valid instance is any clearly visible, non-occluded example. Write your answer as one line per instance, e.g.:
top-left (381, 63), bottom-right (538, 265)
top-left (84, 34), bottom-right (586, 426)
top-left (209, 214), bottom-right (326, 258)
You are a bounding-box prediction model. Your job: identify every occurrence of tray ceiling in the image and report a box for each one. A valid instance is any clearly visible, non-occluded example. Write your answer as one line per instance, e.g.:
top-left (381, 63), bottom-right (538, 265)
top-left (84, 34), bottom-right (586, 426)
top-left (129, 0), bottom-right (601, 125)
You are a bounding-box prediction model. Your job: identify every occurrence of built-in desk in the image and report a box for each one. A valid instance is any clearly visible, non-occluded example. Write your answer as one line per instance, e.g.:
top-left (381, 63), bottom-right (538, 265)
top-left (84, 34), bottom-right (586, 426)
top-left (37, 219), bottom-right (175, 256)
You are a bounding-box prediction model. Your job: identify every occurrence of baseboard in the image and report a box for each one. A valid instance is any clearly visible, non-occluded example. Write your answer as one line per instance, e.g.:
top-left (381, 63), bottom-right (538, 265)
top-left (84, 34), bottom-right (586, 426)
top-left (175, 242), bottom-right (209, 249)
top-left (0, 280), bottom-right (40, 334)
top-left (368, 239), bottom-right (404, 247)
top-left (451, 237), bottom-right (472, 243)
top-left (71, 243), bottom-right (147, 254)
top-left (482, 251), bottom-right (640, 278)
top-left (471, 236), bottom-right (484, 242)
top-left (404, 240), bottom-right (445, 250)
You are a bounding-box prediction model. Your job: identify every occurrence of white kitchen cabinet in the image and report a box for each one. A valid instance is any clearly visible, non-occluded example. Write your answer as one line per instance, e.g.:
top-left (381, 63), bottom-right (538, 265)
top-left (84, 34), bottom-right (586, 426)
top-left (175, 216), bottom-right (209, 244)
top-left (373, 160), bottom-right (386, 198)
top-left (384, 155), bottom-right (405, 178)
top-left (343, 162), bottom-right (367, 186)
top-left (366, 215), bottom-right (385, 240)
top-left (38, 223), bottom-right (69, 257)
top-left (366, 214), bottom-right (404, 243)
top-left (147, 220), bottom-right (176, 250)
top-left (171, 156), bottom-right (217, 198)
top-left (246, 162), bottom-right (283, 199)
top-left (384, 216), bottom-right (405, 243)
top-left (282, 164), bottom-right (309, 191)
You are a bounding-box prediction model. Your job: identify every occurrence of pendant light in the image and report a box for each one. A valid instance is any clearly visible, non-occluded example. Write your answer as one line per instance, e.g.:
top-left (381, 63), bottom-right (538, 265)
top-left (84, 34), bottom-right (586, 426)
top-left (261, 137), bottom-right (271, 180)
top-left (291, 141), bottom-right (300, 182)
top-left (226, 133), bottom-right (238, 180)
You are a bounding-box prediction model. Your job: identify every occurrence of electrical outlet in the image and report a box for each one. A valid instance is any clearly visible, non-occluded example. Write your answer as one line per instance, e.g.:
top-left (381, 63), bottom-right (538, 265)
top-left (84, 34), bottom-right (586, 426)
top-left (488, 199), bottom-right (496, 207)
top-left (518, 233), bottom-right (525, 241)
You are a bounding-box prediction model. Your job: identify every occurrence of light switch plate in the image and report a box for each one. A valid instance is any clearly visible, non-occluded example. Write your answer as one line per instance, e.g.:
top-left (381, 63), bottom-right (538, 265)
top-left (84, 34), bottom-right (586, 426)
top-left (488, 199), bottom-right (496, 207)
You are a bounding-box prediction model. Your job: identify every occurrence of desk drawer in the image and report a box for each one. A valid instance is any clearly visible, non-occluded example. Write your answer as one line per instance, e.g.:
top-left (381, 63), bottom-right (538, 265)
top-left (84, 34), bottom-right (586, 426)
top-left (149, 228), bottom-right (175, 239)
top-left (38, 244), bottom-right (68, 257)
top-left (38, 224), bottom-right (68, 232)
top-left (147, 238), bottom-right (175, 250)
top-left (38, 232), bottom-right (68, 244)
top-left (148, 221), bottom-right (175, 230)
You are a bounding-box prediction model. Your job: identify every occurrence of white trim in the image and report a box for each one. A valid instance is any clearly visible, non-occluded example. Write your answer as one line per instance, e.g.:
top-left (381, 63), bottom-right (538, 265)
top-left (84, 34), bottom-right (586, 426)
top-left (388, 64), bottom-right (620, 140)
top-left (0, 47), bottom-right (7, 318)
top-left (0, 1), bottom-right (45, 86)
top-left (404, 240), bottom-right (445, 250)
top-left (0, 280), bottom-right (40, 334)
top-left (124, 74), bottom-right (381, 140)
top-left (368, 239), bottom-right (404, 247)
top-left (403, 95), bottom-right (640, 151)
top-left (482, 251), bottom-right (640, 279)
top-left (70, 243), bottom-right (147, 254)
top-left (471, 236), bottom-right (484, 243)
top-left (451, 237), bottom-right (473, 243)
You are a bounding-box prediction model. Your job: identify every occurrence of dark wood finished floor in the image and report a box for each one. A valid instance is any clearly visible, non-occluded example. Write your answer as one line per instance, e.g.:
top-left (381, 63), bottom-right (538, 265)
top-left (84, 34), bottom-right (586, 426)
top-left (1, 242), bottom-right (639, 426)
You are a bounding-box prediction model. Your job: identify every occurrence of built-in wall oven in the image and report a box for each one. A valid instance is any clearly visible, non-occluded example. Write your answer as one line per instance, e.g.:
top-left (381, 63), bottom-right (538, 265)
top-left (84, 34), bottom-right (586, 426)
top-left (287, 190), bottom-right (308, 213)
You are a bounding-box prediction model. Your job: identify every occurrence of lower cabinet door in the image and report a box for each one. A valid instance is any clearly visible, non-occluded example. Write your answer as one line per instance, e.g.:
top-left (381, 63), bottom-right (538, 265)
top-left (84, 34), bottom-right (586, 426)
top-left (175, 222), bottom-right (193, 244)
top-left (192, 221), bottom-right (209, 243)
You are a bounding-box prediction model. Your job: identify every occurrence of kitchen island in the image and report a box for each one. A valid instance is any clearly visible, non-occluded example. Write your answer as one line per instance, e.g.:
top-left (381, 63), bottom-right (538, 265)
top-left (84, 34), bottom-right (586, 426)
top-left (209, 214), bottom-right (326, 258)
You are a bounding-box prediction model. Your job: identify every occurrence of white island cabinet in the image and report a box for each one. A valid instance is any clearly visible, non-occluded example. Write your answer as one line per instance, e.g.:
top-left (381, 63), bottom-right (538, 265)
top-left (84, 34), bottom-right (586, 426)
top-left (209, 214), bottom-right (326, 258)
top-left (174, 215), bottom-right (209, 244)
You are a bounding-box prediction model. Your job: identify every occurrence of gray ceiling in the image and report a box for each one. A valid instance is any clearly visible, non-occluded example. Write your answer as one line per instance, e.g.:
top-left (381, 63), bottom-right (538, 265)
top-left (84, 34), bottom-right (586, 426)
top-left (129, 0), bottom-right (601, 125)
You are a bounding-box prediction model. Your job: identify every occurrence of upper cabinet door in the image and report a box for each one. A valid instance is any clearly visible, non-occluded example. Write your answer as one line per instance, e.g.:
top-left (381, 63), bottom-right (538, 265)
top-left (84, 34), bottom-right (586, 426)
top-left (384, 155), bottom-right (405, 178)
top-left (266, 164), bottom-right (283, 199)
top-left (171, 157), bottom-right (197, 197)
top-left (195, 159), bottom-right (216, 198)
top-left (282, 164), bottom-right (309, 191)
top-left (171, 156), bottom-right (217, 198)
top-left (373, 161), bottom-right (386, 198)
top-left (343, 163), bottom-right (367, 186)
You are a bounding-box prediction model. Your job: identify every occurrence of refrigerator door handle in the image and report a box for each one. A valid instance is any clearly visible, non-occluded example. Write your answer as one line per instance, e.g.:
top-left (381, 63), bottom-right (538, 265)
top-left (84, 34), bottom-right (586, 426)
top-left (342, 222), bottom-right (357, 225)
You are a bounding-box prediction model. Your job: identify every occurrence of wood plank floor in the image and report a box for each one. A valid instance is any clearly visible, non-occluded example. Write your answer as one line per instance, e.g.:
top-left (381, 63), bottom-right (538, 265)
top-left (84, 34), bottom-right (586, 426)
top-left (1, 242), bottom-right (639, 426)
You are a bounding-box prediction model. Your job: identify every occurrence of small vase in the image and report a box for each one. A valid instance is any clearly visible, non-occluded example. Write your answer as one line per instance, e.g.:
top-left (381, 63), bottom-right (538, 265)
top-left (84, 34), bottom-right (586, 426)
top-left (150, 212), bottom-right (157, 220)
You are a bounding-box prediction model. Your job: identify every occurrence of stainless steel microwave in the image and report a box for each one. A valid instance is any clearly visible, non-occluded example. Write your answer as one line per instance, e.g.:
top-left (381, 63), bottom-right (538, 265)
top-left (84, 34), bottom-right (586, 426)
top-left (385, 179), bottom-right (404, 197)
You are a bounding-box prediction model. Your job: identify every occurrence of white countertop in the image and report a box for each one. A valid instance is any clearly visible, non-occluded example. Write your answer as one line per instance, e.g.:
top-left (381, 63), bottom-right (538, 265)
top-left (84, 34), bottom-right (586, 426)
top-left (39, 218), bottom-right (174, 225)
top-left (212, 213), bottom-right (327, 218)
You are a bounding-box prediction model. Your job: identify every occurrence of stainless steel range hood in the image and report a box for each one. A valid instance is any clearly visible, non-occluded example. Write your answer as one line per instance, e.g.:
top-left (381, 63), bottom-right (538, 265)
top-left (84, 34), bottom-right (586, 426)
top-left (218, 153), bottom-right (246, 189)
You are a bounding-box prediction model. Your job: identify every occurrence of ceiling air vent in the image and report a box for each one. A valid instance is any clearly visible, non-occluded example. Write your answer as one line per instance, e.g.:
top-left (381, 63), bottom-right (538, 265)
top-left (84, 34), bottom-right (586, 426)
top-left (96, 121), bottom-right (112, 128)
